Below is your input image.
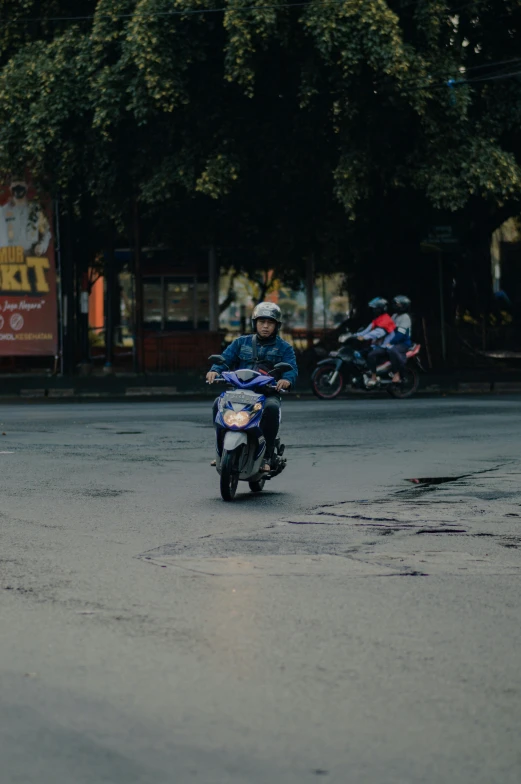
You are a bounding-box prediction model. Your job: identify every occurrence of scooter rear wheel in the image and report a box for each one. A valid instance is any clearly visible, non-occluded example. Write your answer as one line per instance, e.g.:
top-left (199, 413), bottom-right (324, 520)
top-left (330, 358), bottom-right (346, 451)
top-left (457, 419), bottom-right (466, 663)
top-left (312, 366), bottom-right (344, 399)
top-left (387, 367), bottom-right (419, 399)
top-left (220, 448), bottom-right (240, 501)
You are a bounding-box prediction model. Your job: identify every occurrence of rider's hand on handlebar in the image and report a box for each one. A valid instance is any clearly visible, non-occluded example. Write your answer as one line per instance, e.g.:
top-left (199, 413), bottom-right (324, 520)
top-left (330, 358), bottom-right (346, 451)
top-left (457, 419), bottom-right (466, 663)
top-left (206, 371), bottom-right (219, 384)
top-left (357, 336), bottom-right (366, 342)
top-left (276, 379), bottom-right (291, 392)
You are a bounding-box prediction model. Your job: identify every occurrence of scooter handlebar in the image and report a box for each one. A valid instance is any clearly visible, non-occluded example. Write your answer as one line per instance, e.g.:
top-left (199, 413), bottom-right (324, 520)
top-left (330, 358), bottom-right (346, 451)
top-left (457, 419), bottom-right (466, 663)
top-left (206, 378), bottom-right (288, 393)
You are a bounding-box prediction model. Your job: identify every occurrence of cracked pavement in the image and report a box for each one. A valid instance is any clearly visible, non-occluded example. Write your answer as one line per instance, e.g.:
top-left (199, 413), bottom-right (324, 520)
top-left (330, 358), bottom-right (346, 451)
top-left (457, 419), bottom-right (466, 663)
top-left (1, 397), bottom-right (520, 783)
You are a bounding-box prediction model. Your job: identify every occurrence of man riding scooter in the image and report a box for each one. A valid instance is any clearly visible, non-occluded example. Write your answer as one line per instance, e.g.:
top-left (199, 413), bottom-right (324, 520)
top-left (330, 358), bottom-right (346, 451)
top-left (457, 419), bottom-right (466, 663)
top-left (206, 302), bottom-right (298, 472)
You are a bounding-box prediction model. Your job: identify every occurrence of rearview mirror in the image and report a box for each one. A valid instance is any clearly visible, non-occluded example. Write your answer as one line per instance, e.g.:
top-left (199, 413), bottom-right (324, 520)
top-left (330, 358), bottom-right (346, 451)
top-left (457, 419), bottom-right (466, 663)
top-left (208, 354), bottom-right (227, 365)
top-left (272, 362), bottom-right (293, 375)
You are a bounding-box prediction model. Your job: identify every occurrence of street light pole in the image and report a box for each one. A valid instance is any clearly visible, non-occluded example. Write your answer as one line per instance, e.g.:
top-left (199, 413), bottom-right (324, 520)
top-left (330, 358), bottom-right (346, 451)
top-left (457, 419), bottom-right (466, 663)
top-left (438, 249), bottom-right (447, 364)
top-left (208, 246), bottom-right (219, 332)
top-left (306, 254), bottom-right (314, 348)
top-left (132, 200), bottom-right (144, 374)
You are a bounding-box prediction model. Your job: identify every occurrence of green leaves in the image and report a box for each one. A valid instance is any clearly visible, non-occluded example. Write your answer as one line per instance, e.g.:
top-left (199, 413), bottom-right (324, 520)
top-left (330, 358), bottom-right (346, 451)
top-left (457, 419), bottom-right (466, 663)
top-left (0, 0), bottom-right (519, 248)
top-left (223, 0), bottom-right (282, 94)
top-left (195, 153), bottom-right (240, 198)
top-left (414, 137), bottom-right (521, 211)
top-left (0, 27), bottom-right (90, 187)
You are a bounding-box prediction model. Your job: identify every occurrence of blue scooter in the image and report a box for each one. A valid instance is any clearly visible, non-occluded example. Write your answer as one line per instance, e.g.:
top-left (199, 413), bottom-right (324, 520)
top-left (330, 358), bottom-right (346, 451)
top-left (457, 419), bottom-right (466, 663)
top-left (208, 355), bottom-right (292, 501)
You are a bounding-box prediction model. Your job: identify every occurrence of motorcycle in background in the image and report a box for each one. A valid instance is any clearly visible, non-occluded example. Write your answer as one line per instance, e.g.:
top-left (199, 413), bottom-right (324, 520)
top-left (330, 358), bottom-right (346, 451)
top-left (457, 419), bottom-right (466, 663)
top-left (311, 334), bottom-right (423, 400)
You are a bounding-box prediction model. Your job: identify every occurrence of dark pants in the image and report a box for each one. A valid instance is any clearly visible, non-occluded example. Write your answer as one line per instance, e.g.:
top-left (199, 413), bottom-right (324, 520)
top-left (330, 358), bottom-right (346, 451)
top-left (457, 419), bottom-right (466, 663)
top-left (213, 395), bottom-right (281, 458)
top-left (388, 344), bottom-right (408, 375)
top-left (367, 347), bottom-right (388, 372)
top-left (367, 345), bottom-right (408, 376)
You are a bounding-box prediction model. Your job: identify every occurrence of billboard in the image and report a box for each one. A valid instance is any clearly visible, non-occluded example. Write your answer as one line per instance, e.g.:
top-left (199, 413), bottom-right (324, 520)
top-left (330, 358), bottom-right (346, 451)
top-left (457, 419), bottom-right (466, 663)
top-left (0, 177), bottom-right (58, 356)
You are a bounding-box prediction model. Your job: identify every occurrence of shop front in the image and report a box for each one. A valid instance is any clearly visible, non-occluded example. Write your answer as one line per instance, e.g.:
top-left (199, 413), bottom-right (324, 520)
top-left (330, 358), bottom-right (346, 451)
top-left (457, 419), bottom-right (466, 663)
top-left (112, 247), bottom-right (221, 372)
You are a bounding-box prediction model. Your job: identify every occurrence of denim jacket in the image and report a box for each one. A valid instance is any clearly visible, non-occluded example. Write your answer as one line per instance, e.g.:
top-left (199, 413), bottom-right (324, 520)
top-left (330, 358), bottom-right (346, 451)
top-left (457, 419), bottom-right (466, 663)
top-left (211, 334), bottom-right (298, 388)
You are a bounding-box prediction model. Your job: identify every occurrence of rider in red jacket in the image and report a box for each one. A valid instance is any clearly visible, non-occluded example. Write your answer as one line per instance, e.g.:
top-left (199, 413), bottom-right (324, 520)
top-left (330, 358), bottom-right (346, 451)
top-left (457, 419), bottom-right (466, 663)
top-left (354, 298), bottom-right (396, 388)
top-left (354, 297), bottom-right (395, 343)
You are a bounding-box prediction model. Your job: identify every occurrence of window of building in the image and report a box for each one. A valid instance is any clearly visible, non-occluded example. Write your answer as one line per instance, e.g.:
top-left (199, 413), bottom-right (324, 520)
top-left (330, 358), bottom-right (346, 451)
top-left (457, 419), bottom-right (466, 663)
top-left (143, 277), bottom-right (163, 326)
top-left (143, 275), bottom-right (209, 330)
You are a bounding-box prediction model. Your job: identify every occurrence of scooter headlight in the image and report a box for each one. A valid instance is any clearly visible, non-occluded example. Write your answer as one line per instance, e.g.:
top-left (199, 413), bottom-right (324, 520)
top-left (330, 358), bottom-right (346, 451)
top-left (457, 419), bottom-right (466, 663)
top-left (223, 410), bottom-right (251, 427)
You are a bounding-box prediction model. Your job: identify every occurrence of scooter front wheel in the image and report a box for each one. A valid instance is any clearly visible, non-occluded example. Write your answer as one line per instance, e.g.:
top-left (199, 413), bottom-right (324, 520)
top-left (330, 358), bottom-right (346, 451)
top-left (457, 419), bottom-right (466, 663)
top-left (249, 477), bottom-right (266, 493)
top-left (220, 448), bottom-right (240, 501)
top-left (312, 365), bottom-right (344, 399)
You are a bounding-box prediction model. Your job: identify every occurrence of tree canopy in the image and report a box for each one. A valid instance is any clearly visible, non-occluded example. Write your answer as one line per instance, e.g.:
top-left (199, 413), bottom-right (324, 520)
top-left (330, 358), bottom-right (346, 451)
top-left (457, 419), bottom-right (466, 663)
top-left (0, 0), bottom-right (520, 299)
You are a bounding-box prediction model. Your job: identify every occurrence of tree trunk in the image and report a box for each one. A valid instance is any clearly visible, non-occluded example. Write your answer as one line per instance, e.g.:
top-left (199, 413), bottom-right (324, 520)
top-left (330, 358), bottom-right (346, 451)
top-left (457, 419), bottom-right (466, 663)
top-left (133, 201), bottom-right (144, 374)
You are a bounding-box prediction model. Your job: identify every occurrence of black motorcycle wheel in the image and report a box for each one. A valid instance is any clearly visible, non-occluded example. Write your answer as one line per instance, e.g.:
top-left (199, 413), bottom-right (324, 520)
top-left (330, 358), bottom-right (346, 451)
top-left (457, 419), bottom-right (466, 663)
top-left (312, 365), bottom-right (344, 399)
top-left (249, 477), bottom-right (266, 493)
top-left (387, 367), bottom-right (419, 399)
top-left (220, 448), bottom-right (240, 501)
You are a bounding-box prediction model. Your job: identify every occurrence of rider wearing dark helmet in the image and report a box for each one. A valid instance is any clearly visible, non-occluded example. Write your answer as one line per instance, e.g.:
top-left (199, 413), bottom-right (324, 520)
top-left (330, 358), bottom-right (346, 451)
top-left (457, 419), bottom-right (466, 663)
top-left (354, 298), bottom-right (396, 387)
top-left (354, 297), bottom-right (396, 344)
top-left (367, 295), bottom-right (413, 385)
top-left (206, 302), bottom-right (298, 470)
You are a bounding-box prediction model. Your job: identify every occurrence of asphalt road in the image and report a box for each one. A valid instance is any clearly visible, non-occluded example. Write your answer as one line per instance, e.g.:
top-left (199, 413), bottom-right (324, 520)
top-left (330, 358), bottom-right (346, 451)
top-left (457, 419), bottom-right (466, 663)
top-left (1, 396), bottom-right (520, 784)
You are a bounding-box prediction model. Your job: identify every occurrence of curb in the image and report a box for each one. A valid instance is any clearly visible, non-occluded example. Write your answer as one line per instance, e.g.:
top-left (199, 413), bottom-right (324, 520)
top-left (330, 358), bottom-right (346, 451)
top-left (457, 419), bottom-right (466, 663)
top-left (0, 383), bottom-right (521, 403)
top-left (2, 371), bottom-right (521, 403)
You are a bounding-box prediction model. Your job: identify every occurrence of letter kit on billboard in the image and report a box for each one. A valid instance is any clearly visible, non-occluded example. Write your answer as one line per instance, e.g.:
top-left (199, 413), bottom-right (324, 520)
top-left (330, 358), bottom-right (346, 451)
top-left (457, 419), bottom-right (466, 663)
top-left (0, 179), bottom-right (58, 355)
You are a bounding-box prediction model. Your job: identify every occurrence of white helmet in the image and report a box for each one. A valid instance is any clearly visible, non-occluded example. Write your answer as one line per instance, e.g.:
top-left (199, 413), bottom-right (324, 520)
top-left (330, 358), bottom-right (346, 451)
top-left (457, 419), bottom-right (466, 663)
top-left (251, 302), bottom-right (282, 331)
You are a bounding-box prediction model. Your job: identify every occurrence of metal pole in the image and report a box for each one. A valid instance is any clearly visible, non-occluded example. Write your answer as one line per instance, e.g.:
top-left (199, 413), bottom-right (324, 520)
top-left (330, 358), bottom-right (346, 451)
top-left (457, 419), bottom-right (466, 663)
top-left (322, 273), bottom-right (327, 330)
top-left (54, 198), bottom-right (64, 375)
top-left (80, 270), bottom-right (90, 366)
top-left (104, 240), bottom-right (114, 373)
top-left (133, 200), bottom-right (144, 374)
top-left (63, 204), bottom-right (76, 375)
top-left (306, 254), bottom-right (314, 348)
top-left (438, 250), bottom-right (447, 364)
top-left (422, 316), bottom-right (433, 370)
top-left (208, 246), bottom-right (219, 331)
top-left (193, 274), bottom-right (198, 329)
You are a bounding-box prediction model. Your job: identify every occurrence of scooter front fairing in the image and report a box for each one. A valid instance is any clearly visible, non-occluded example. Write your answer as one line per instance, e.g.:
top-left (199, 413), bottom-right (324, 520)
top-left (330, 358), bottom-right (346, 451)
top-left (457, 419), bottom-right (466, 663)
top-left (214, 377), bottom-right (272, 477)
